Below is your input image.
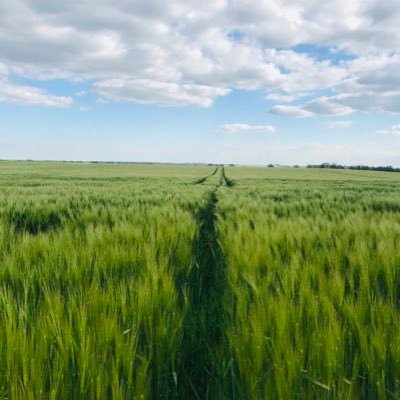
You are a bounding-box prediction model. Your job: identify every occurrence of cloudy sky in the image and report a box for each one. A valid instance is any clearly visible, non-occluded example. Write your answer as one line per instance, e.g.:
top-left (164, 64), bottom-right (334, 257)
top-left (1, 0), bottom-right (400, 165)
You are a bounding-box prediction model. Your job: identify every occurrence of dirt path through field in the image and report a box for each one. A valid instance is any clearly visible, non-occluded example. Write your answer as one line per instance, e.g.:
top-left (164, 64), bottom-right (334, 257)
top-left (177, 172), bottom-right (231, 398)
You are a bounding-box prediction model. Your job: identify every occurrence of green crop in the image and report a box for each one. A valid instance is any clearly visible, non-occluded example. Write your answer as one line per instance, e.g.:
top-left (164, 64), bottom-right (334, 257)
top-left (0, 162), bottom-right (399, 399)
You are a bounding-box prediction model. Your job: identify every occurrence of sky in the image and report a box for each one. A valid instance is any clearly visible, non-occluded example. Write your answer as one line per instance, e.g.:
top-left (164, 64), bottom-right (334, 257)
top-left (1, 0), bottom-right (400, 165)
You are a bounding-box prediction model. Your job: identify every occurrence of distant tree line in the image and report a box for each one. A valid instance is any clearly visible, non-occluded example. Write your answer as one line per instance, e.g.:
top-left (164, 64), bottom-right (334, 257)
top-left (306, 163), bottom-right (400, 173)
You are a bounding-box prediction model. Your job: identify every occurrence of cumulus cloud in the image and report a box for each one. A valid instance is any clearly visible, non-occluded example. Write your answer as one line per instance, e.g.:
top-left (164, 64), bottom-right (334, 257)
top-left (271, 96), bottom-right (354, 118)
top-left (270, 105), bottom-right (314, 118)
top-left (304, 97), bottom-right (354, 116)
top-left (0, 63), bottom-right (8, 75)
top-left (377, 124), bottom-right (400, 136)
top-left (230, 0), bottom-right (400, 55)
top-left (93, 79), bottom-right (230, 107)
top-left (266, 54), bottom-right (400, 117)
top-left (265, 93), bottom-right (298, 103)
top-left (0, 1), bottom-right (400, 110)
top-left (0, 78), bottom-right (73, 107)
top-left (219, 123), bottom-right (275, 134)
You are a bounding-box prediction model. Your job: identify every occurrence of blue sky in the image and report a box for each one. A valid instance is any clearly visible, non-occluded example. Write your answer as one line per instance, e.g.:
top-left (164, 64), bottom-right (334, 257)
top-left (1, 1), bottom-right (400, 165)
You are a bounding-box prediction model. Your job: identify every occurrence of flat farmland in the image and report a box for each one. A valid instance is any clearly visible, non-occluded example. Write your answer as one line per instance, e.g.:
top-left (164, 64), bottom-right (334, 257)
top-left (1, 162), bottom-right (400, 399)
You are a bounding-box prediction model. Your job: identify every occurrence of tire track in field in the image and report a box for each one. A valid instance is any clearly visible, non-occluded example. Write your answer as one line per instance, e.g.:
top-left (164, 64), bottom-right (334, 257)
top-left (221, 166), bottom-right (235, 187)
top-left (177, 181), bottom-right (230, 399)
top-left (194, 166), bottom-right (219, 184)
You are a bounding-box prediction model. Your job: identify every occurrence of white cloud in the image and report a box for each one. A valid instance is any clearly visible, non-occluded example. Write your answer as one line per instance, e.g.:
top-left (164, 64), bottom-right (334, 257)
top-left (377, 124), bottom-right (400, 136)
top-left (271, 97), bottom-right (354, 118)
top-left (326, 120), bottom-right (353, 129)
top-left (219, 123), bottom-right (275, 134)
top-left (93, 79), bottom-right (230, 107)
top-left (229, 0), bottom-right (400, 55)
top-left (265, 93), bottom-right (297, 103)
top-left (0, 78), bottom-right (73, 107)
top-left (0, 63), bottom-right (8, 75)
top-left (264, 50), bottom-right (348, 93)
top-left (0, 1), bottom-right (399, 110)
top-left (304, 97), bottom-right (354, 116)
top-left (270, 105), bottom-right (314, 118)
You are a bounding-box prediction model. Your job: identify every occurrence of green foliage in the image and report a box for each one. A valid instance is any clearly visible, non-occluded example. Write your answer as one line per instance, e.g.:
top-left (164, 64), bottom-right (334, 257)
top-left (4, 206), bottom-right (63, 234)
top-left (218, 177), bottom-right (400, 399)
top-left (0, 162), bottom-right (400, 399)
top-left (0, 167), bottom-right (210, 399)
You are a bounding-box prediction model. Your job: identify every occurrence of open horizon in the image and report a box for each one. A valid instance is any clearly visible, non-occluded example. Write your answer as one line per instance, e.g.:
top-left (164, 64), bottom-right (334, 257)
top-left (3, 158), bottom-right (400, 169)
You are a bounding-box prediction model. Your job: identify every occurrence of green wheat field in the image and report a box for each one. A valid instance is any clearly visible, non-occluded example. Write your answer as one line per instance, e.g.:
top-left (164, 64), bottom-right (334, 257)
top-left (1, 161), bottom-right (400, 399)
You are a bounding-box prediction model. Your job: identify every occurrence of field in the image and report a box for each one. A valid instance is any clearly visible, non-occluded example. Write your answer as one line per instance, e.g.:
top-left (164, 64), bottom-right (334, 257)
top-left (1, 161), bottom-right (400, 399)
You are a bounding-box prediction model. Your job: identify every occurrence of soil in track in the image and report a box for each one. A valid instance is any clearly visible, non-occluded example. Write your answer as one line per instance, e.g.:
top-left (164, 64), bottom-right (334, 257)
top-left (175, 166), bottom-right (237, 398)
top-left (177, 185), bottom-right (230, 399)
top-left (221, 166), bottom-right (234, 187)
top-left (194, 166), bottom-right (219, 184)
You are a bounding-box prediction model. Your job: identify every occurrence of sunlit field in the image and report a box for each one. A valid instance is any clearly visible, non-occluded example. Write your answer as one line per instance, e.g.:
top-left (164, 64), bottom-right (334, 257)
top-left (1, 161), bottom-right (400, 399)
